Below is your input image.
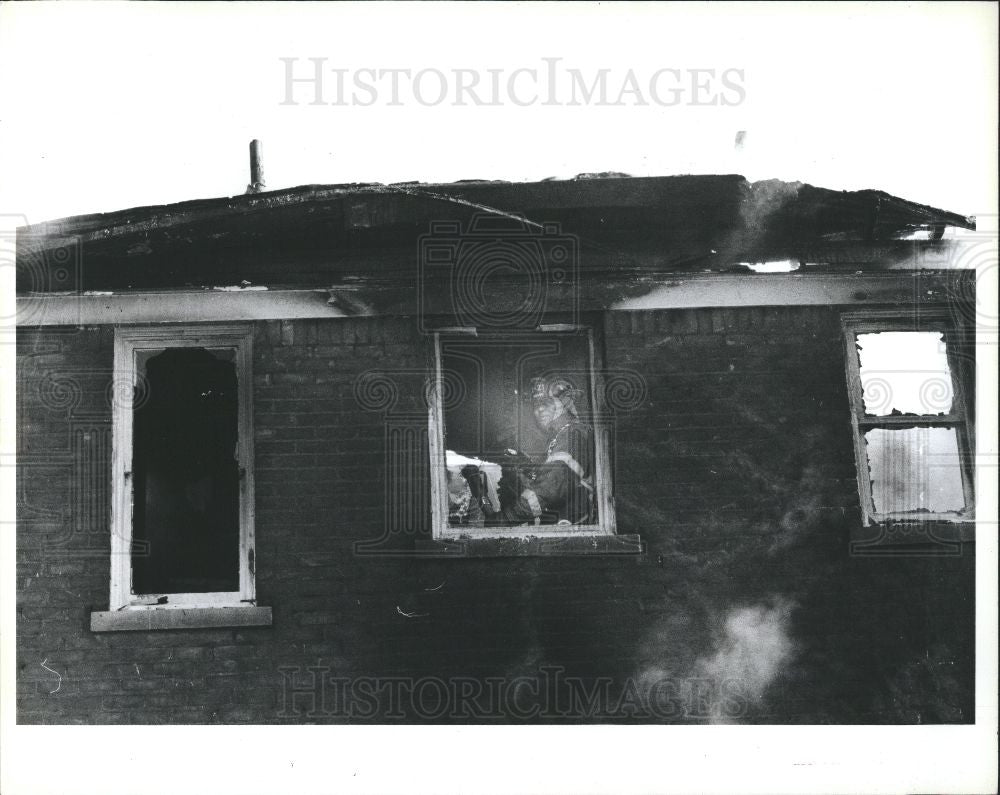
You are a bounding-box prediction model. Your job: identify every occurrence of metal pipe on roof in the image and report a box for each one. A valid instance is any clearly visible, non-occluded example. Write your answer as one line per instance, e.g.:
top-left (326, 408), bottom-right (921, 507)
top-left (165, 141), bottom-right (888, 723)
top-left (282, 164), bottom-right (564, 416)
top-left (247, 140), bottom-right (265, 194)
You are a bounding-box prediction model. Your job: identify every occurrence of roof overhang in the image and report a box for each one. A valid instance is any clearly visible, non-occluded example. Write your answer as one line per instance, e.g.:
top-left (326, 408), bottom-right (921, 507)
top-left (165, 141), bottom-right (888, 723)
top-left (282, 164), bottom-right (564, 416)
top-left (15, 174), bottom-right (977, 294)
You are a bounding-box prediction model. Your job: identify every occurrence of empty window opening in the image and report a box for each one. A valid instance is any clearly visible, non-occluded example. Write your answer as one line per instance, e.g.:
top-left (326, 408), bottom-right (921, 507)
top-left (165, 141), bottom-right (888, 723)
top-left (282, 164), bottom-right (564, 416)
top-left (132, 347), bottom-right (240, 594)
top-left (857, 331), bottom-right (953, 416)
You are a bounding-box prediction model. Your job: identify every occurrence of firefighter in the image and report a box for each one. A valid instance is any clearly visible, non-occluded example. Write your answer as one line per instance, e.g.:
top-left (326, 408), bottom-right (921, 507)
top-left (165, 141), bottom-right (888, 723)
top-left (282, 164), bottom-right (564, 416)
top-left (463, 375), bottom-right (595, 526)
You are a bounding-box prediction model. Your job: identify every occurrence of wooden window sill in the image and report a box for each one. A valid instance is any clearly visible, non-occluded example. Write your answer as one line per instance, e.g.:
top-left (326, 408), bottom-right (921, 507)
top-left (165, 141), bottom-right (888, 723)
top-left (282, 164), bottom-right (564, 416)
top-left (850, 520), bottom-right (975, 555)
top-left (417, 534), bottom-right (644, 557)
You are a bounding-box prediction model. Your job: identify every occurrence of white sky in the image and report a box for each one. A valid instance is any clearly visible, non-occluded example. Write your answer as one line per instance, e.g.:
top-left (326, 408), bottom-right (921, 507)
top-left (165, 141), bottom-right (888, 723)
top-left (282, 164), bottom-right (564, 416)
top-left (0, 2), bottom-right (997, 226)
top-left (1, 3), bottom-right (998, 795)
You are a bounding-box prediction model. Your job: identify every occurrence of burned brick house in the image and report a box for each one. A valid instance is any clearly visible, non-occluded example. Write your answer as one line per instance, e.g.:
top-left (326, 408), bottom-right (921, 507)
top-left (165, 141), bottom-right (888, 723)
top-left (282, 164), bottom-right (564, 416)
top-left (15, 173), bottom-right (978, 724)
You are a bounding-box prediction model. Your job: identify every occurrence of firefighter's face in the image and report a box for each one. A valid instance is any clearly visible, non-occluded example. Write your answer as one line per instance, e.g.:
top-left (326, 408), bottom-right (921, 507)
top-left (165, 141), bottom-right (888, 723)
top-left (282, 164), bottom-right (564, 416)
top-left (533, 397), bottom-right (565, 431)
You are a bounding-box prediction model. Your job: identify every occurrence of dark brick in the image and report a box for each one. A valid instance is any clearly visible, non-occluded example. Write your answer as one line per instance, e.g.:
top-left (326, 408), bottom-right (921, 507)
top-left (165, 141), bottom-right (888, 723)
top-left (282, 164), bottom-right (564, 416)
top-left (16, 313), bottom-right (976, 725)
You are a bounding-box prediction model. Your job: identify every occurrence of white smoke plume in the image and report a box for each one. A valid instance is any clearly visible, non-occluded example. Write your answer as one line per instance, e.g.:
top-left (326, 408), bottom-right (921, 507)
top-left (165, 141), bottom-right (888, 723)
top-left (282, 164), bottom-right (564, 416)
top-left (695, 597), bottom-right (797, 723)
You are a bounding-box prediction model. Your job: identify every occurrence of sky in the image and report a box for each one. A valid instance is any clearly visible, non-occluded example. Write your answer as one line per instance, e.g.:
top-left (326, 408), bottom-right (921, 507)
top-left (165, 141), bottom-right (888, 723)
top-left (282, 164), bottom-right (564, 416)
top-left (0, 2), bottom-right (997, 227)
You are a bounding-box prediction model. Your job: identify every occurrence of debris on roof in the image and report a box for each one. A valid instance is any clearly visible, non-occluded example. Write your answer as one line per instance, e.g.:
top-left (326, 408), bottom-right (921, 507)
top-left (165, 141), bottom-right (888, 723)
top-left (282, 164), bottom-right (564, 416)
top-left (16, 173), bottom-right (976, 293)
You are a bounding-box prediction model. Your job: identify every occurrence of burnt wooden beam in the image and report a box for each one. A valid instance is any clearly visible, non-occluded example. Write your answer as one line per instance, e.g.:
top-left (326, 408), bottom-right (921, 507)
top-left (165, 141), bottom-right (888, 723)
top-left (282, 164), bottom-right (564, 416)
top-left (17, 270), bottom-right (976, 326)
top-left (15, 228), bottom-right (976, 293)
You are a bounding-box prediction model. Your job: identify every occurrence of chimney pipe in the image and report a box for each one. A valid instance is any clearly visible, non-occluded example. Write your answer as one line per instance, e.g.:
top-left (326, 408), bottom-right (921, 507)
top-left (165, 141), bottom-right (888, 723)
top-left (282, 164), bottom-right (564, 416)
top-left (247, 139), bottom-right (265, 194)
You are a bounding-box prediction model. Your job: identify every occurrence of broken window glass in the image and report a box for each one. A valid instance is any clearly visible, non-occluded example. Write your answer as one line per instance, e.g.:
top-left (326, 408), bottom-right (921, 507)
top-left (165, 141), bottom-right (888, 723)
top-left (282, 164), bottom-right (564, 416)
top-left (844, 318), bottom-right (973, 524)
top-left (864, 427), bottom-right (967, 516)
top-left (439, 332), bottom-right (599, 530)
top-left (131, 347), bottom-right (240, 594)
top-left (856, 331), bottom-right (954, 416)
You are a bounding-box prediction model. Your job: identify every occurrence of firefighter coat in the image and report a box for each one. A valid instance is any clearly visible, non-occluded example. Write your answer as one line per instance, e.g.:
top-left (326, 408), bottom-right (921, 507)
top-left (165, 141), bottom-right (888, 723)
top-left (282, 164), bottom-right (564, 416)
top-left (501, 419), bottom-right (595, 525)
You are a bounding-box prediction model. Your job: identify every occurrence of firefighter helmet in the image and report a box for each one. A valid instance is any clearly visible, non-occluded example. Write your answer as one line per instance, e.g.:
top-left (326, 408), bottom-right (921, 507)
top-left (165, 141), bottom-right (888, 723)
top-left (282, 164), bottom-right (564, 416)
top-left (530, 375), bottom-right (583, 416)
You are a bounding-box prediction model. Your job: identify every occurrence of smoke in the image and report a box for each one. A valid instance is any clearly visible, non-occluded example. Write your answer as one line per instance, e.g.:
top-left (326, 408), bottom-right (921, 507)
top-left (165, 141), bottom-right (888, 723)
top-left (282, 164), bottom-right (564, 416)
top-left (694, 597), bottom-right (797, 723)
top-left (742, 179), bottom-right (803, 233)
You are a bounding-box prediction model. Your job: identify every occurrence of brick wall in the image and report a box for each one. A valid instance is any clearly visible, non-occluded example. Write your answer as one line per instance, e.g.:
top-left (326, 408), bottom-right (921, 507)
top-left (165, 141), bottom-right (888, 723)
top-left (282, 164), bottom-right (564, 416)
top-left (16, 307), bottom-right (975, 724)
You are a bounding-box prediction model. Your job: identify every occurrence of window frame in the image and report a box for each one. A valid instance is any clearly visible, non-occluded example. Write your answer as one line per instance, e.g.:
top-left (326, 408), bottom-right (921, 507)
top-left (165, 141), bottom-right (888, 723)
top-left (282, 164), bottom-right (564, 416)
top-left (108, 324), bottom-right (257, 612)
top-left (841, 310), bottom-right (975, 527)
top-left (428, 325), bottom-right (617, 541)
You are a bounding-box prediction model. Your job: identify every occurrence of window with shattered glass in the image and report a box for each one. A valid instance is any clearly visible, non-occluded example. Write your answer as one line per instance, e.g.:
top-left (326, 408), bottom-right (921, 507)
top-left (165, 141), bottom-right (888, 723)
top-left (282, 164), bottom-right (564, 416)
top-left (842, 315), bottom-right (974, 524)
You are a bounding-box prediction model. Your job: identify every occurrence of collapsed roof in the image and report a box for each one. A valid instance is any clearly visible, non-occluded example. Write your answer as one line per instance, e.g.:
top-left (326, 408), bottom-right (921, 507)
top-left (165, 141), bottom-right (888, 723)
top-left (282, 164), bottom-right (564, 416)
top-left (16, 174), bottom-right (976, 292)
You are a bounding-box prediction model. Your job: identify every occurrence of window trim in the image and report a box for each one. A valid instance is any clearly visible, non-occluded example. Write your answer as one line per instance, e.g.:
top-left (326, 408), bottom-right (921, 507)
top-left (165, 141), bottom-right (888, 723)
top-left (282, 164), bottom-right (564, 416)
top-left (841, 310), bottom-right (975, 527)
top-left (428, 326), bottom-right (617, 541)
top-left (107, 323), bottom-right (257, 612)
